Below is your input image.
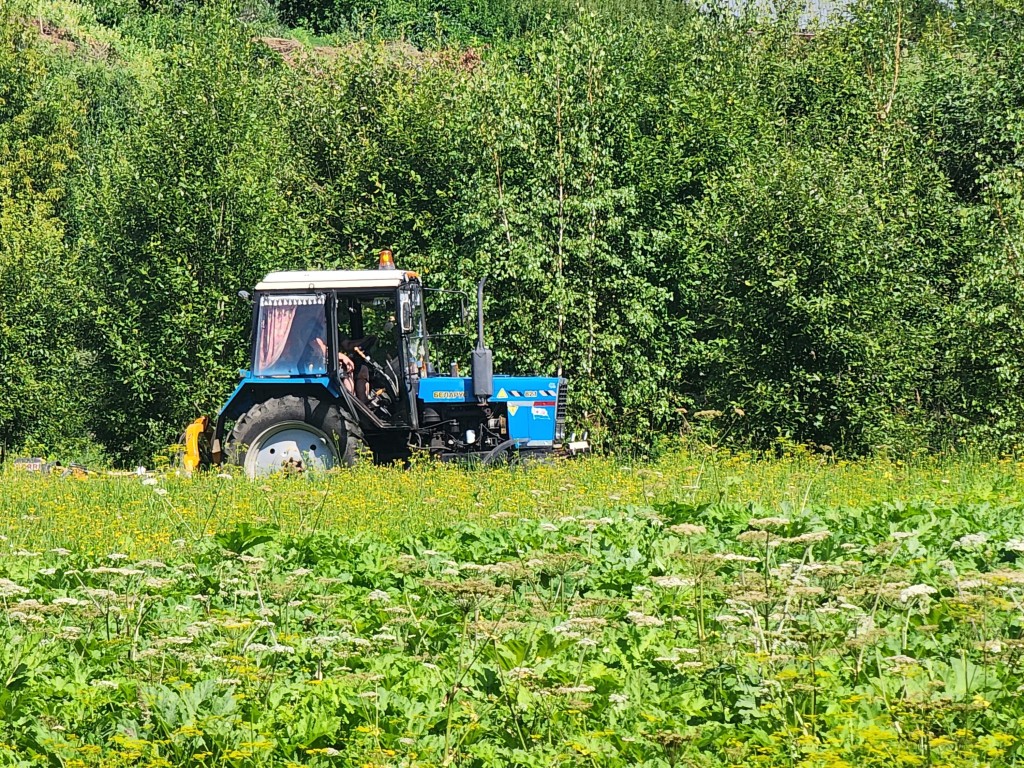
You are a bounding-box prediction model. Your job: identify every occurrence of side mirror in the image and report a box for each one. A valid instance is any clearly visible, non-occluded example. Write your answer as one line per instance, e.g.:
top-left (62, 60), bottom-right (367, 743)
top-left (399, 294), bottom-right (414, 332)
top-left (238, 290), bottom-right (251, 302)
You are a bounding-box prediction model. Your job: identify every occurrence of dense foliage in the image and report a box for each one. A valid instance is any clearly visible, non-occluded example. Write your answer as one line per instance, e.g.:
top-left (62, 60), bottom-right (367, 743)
top-left (5, 455), bottom-right (1024, 765)
top-left (1, 0), bottom-right (1023, 463)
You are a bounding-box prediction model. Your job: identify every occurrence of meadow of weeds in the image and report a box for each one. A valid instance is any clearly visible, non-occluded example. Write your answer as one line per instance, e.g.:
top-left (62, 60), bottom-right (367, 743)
top-left (2, 450), bottom-right (1024, 766)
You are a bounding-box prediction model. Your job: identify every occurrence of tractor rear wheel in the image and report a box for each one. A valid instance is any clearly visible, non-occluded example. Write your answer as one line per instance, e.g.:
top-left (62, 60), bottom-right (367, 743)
top-left (226, 395), bottom-right (359, 478)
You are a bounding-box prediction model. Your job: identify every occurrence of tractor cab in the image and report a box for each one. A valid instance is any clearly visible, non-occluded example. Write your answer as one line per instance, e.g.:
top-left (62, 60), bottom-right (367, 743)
top-left (247, 269), bottom-right (427, 430)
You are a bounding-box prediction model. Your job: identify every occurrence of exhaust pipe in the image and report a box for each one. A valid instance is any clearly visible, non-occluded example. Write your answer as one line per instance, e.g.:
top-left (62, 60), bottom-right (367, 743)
top-left (471, 278), bottom-right (493, 402)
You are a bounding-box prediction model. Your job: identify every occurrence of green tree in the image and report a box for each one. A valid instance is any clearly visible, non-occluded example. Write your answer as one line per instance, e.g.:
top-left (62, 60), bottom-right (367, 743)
top-left (74, 3), bottom-right (312, 461)
top-left (0, 13), bottom-right (94, 458)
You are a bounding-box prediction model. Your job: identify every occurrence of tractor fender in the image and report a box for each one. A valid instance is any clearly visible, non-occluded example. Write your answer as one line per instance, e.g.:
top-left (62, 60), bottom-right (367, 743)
top-left (214, 378), bottom-right (342, 446)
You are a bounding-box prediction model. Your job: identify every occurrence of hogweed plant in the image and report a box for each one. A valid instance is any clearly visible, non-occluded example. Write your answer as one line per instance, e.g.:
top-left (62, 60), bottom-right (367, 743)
top-left (1, 453), bottom-right (1024, 764)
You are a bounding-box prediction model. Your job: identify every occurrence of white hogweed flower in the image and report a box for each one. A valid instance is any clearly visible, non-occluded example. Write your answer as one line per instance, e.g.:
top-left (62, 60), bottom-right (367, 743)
top-left (899, 584), bottom-right (937, 603)
top-left (626, 611), bottom-right (665, 627)
top-left (0, 579), bottom-right (29, 598)
top-left (668, 523), bottom-right (706, 537)
top-left (747, 517), bottom-right (790, 530)
top-left (954, 533), bottom-right (988, 549)
top-left (651, 576), bottom-right (695, 589)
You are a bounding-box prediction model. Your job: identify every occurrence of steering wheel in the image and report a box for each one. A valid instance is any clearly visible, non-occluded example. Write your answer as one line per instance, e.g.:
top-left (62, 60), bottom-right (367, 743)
top-left (342, 335), bottom-right (377, 354)
top-left (350, 345), bottom-right (401, 403)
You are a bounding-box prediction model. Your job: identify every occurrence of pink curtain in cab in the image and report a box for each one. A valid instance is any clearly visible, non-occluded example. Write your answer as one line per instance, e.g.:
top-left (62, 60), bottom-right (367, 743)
top-left (257, 304), bottom-right (297, 371)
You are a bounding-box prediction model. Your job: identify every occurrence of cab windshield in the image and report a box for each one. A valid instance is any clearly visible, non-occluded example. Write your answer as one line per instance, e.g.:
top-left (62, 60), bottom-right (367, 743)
top-left (252, 293), bottom-right (329, 376)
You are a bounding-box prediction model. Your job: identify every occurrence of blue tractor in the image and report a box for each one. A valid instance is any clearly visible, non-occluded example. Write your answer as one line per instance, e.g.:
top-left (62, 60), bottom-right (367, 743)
top-left (188, 255), bottom-right (588, 477)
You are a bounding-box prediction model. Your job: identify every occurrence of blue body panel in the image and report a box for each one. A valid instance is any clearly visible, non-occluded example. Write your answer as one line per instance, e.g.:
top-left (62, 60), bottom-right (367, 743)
top-left (419, 375), bottom-right (561, 446)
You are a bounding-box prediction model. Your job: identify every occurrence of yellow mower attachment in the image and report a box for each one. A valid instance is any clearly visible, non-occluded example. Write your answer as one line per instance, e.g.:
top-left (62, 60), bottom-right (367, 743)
top-left (183, 416), bottom-right (211, 475)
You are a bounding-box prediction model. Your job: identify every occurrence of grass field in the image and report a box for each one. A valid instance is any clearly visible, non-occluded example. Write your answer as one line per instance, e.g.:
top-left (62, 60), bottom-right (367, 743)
top-left (2, 450), bottom-right (1024, 766)
top-left (3, 449), bottom-right (1022, 556)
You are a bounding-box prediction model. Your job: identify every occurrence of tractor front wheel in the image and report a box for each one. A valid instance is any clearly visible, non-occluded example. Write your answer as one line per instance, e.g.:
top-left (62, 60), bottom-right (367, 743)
top-left (226, 395), bottom-right (357, 478)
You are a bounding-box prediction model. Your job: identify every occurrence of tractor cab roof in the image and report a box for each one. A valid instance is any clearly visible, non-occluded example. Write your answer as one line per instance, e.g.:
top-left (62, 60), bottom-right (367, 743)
top-left (255, 270), bottom-right (420, 292)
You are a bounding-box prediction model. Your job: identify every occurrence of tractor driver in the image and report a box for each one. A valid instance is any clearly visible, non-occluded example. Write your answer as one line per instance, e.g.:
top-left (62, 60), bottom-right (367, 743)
top-left (300, 331), bottom-right (372, 405)
top-left (338, 335), bottom-right (377, 405)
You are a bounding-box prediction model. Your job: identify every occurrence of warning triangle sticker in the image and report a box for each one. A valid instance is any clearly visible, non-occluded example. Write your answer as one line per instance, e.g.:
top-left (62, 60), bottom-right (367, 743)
top-left (496, 388), bottom-right (508, 398)
top-left (508, 405), bottom-right (519, 416)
